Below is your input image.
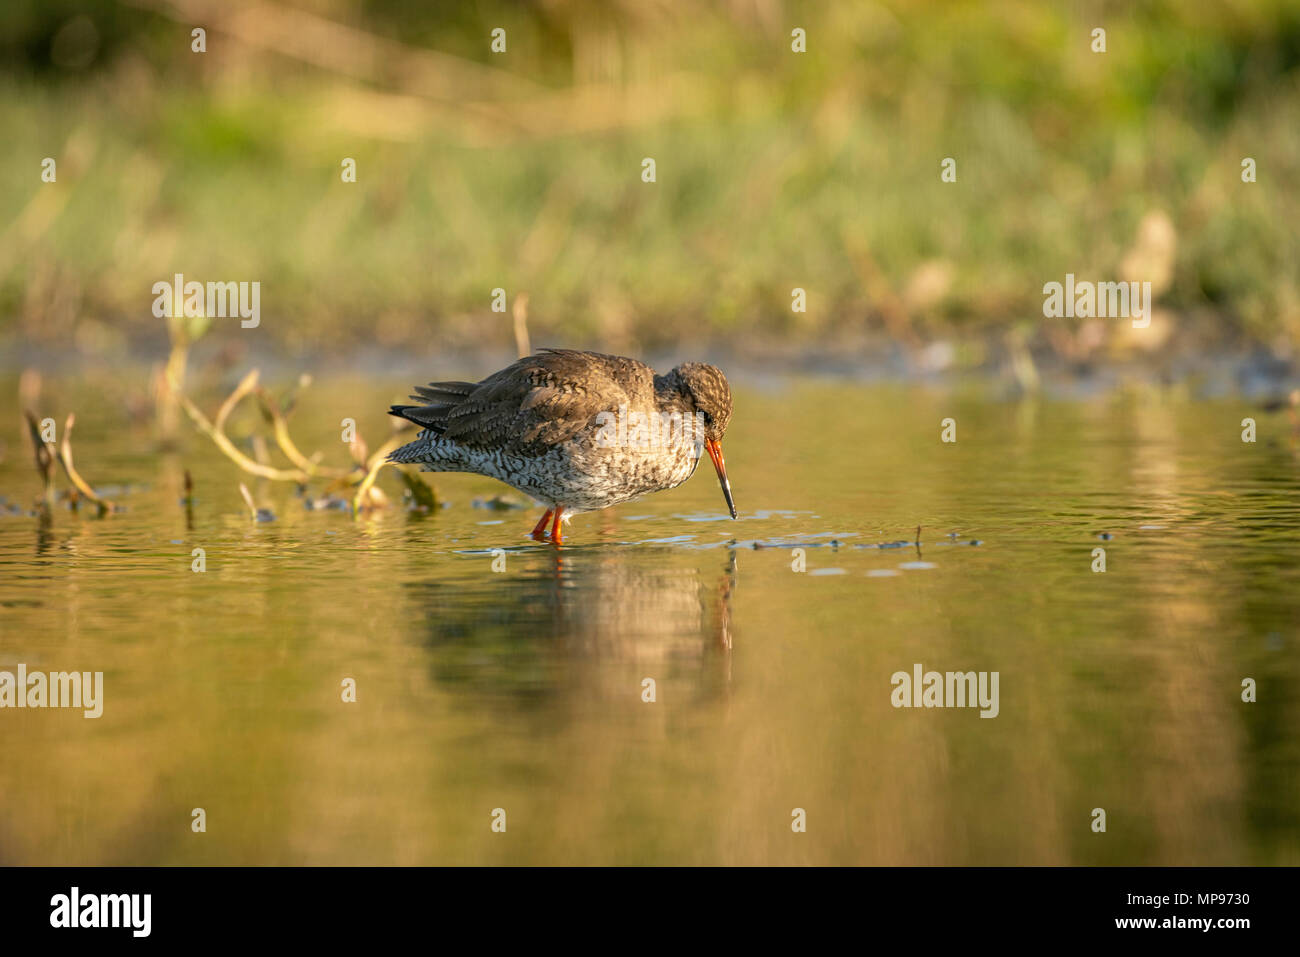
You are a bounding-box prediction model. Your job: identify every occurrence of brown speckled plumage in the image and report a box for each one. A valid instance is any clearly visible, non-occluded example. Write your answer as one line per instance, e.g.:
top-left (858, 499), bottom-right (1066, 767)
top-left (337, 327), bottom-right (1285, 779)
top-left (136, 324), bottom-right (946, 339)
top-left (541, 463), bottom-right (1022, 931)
top-left (388, 349), bottom-right (736, 542)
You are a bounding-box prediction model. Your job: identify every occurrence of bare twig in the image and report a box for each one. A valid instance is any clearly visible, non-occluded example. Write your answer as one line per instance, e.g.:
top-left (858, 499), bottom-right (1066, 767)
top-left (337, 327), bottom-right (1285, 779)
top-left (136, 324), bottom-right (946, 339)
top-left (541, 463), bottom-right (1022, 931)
top-left (254, 385), bottom-right (354, 479)
top-left (178, 390), bottom-right (310, 482)
top-left (351, 459), bottom-right (395, 514)
top-left (237, 482), bottom-right (259, 521)
top-left (351, 437), bottom-right (405, 514)
top-left (56, 415), bottom-right (110, 517)
top-left (351, 434), bottom-right (436, 515)
top-left (22, 411), bottom-right (111, 516)
top-left (214, 369), bottom-right (260, 432)
top-left (512, 293), bottom-right (532, 358)
top-left (183, 468), bottom-right (194, 529)
top-left (22, 410), bottom-right (55, 512)
top-left (180, 369), bottom-right (364, 485)
top-left (178, 367), bottom-right (434, 514)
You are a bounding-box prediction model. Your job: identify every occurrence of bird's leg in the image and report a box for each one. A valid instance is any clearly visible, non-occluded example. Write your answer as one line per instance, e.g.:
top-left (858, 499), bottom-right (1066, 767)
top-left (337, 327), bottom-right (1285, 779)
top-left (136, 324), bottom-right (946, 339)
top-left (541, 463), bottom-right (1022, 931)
top-left (550, 507), bottom-right (564, 546)
top-left (530, 508), bottom-right (553, 539)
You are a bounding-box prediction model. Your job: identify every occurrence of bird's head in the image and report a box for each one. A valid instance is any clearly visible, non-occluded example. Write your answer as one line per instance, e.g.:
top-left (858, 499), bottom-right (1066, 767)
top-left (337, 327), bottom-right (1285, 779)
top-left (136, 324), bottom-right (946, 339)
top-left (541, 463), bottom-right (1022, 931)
top-left (673, 362), bottom-right (736, 519)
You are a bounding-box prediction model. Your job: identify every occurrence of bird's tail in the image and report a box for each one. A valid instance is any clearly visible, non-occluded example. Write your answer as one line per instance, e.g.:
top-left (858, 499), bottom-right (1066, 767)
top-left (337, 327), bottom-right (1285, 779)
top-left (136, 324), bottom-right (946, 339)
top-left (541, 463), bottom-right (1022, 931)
top-left (387, 381), bottom-right (477, 432)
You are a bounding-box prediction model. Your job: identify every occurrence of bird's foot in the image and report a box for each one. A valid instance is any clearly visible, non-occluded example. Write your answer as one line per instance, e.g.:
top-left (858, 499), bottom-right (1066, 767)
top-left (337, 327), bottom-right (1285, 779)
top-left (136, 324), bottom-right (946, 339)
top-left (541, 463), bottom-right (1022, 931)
top-left (529, 508), bottom-right (554, 541)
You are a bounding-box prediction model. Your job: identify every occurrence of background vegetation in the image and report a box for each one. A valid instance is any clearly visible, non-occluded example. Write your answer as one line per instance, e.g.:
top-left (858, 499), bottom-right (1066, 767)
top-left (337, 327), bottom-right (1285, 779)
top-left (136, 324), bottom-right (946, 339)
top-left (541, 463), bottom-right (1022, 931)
top-left (2, 0), bottom-right (1299, 367)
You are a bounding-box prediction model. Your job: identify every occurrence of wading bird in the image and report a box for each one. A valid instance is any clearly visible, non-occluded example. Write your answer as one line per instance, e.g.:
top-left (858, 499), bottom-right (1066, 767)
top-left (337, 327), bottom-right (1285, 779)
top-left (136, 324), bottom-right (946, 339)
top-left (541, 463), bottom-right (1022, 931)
top-left (388, 349), bottom-right (736, 544)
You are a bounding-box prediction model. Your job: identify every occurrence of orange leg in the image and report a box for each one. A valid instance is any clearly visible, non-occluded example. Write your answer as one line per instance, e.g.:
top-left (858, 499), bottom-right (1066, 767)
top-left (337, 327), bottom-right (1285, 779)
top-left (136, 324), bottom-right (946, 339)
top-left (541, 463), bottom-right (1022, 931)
top-left (550, 507), bottom-right (564, 545)
top-left (530, 508), bottom-right (553, 539)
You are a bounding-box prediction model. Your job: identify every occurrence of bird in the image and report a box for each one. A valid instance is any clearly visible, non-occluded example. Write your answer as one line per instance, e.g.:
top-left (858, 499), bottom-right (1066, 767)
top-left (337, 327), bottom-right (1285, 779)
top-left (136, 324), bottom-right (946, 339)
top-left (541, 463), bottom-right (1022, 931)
top-left (387, 349), bottom-right (736, 544)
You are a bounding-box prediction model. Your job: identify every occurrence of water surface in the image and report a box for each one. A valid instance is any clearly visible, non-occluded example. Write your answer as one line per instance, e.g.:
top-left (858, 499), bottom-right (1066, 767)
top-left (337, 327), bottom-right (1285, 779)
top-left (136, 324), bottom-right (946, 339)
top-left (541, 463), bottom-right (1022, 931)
top-left (1, 377), bottom-right (1297, 864)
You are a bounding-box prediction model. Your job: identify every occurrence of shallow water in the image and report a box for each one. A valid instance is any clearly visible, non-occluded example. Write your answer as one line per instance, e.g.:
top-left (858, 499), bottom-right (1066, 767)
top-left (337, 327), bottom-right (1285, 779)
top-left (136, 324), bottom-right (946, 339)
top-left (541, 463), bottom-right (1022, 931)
top-left (1, 375), bottom-right (1297, 864)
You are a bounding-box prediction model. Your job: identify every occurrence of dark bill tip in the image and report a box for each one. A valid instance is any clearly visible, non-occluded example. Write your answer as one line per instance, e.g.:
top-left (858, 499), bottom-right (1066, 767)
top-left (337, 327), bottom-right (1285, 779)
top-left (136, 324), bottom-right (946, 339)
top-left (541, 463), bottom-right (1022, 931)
top-left (705, 439), bottom-right (737, 520)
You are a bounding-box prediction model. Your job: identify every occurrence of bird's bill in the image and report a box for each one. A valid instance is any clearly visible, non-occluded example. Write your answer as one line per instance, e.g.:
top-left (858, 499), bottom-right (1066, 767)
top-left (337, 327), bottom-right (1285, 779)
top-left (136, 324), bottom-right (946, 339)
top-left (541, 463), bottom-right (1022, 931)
top-left (705, 438), bottom-right (737, 519)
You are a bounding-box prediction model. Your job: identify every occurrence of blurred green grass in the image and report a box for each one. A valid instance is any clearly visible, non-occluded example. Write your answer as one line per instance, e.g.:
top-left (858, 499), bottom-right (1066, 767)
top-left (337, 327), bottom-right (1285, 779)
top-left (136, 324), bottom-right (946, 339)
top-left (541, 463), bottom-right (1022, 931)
top-left (1, 0), bottom-right (1298, 360)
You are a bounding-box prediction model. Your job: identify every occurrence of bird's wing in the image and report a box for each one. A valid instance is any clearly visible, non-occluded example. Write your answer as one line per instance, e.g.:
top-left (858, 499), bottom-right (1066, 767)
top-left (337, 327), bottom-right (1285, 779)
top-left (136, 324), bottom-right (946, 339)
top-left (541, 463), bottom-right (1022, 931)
top-left (393, 350), bottom-right (656, 456)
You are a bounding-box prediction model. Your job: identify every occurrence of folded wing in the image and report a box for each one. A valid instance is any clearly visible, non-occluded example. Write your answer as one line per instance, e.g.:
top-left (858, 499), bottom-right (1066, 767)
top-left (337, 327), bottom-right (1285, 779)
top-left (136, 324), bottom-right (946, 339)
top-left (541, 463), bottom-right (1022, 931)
top-left (389, 349), bottom-right (655, 456)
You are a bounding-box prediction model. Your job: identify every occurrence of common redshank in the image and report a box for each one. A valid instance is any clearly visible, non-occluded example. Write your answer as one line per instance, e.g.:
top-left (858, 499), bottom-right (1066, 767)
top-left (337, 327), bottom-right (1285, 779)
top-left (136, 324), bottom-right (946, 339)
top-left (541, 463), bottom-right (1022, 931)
top-left (388, 349), bottom-right (735, 544)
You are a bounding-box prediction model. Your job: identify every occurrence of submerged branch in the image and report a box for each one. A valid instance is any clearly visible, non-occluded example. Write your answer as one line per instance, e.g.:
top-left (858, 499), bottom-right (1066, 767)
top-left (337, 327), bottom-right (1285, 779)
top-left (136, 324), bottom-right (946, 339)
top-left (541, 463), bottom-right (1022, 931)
top-left (22, 411), bottom-right (111, 516)
top-left (56, 415), bottom-right (111, 516)
top-left (176, 367), bottom-right (435, 515)
top-left (254, 385), bottom-right (353, 479)
top-left (178, 389), bottom-right (310, 483)
top-left (351, 460), bottom-right (393, 514)
top-left (351, 434), bottom-right (437, 515)
top-left (238, 482), bottom-right (258, 520)
top-left (22, 410), bottom-right (55, 512)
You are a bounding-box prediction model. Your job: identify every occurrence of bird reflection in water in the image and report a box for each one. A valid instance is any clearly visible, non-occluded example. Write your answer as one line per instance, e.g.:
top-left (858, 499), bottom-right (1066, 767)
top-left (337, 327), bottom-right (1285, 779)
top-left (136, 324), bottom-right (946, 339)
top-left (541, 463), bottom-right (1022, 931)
top-left (407, 547), bottom-right (738, 703)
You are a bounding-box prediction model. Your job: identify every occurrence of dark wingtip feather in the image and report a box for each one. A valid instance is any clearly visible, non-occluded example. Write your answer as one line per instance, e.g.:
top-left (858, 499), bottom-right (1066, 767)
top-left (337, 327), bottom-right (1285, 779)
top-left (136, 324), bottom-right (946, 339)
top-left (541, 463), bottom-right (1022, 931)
top-left (388, 404), bottom-right (426, 425)
top-left (389, 403), bottom-right (448, 431)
